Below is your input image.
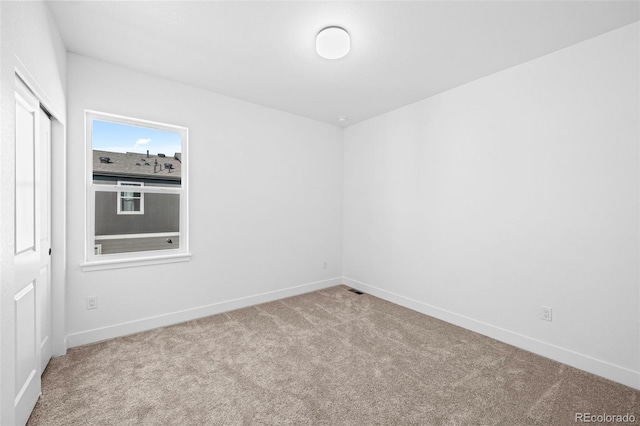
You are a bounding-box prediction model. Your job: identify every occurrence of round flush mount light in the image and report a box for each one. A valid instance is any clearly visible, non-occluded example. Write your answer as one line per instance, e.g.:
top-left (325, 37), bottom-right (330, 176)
top-left (316, 26), bottom-right (350, 59)
top-left (337, 115), bottom-right (348, 123)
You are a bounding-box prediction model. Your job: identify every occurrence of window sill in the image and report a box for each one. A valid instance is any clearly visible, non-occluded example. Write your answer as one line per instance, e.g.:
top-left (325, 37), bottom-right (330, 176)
top-left (81, 252), bottom-right (191, 272)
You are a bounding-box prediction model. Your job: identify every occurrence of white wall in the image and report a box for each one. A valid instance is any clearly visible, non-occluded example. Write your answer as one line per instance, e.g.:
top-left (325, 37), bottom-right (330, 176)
top-left (0, 2), bottom-right (67, 424)
top-left (343, 23), bottom-right (640, 389)
top-left (66, 54), bottom-right (344, 346)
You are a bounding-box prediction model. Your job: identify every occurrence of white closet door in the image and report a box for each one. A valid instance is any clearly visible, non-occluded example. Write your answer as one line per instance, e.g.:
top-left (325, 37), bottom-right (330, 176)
top-left (38, 110), bottom-right (52, 374)
top-left (14, 76), bottom-right (43, 426)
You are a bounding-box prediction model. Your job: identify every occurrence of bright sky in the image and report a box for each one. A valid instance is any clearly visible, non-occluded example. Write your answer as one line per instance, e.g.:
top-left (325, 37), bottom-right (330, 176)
top-left (92, 120), bottom-right (182, 155)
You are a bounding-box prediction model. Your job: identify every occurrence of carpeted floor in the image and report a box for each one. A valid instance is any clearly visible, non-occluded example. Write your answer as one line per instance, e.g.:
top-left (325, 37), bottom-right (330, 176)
top-left (28, 285), bottom-right (639, 425)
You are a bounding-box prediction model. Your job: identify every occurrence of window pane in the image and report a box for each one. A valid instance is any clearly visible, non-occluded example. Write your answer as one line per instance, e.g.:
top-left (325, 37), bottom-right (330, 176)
top-left (120, 191), bottom-right (141, 198)
top-left (95, 191), bottom-right (180, 255)
top-left (90, 115), bottom-right (185, 260)
top-left (92, 120), bottom-right (182, 189)
top-left (120, 198), bottom-right (141, 212)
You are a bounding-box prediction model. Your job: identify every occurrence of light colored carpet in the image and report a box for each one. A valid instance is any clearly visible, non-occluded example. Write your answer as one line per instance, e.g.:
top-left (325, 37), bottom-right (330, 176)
top-left (28, 285), bottom-right (639, 425)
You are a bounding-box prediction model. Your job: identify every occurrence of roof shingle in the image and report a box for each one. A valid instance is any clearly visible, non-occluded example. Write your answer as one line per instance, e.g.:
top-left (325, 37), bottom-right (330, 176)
top-left (93, 150), bottom-right (181, 181)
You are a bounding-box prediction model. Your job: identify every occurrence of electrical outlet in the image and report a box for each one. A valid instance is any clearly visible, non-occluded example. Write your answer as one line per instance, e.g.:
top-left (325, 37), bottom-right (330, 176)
top-left (323, 260), bottom-right (328, 269)
top-left (539, 306), bottom-right (552, 321)
top-left (87, 296), bottom-right (98, 310)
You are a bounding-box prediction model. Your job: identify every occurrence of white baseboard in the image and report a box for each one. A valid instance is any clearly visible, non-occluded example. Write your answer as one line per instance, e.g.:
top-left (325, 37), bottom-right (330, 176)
top-left (66, 277), bottom-right (342, 348)
top-left (343, 276), bottom-right (640, 391)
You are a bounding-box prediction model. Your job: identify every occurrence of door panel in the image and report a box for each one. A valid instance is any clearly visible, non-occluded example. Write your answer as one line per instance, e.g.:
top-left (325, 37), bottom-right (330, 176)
top-left (38, 265), bottom-right (51, 373)
top-left (15, 283), bottom-right (37, 398)
top-left (15, 88), bottom-right (37, 255)
top-left (14, 77), bottom-right (42, 426)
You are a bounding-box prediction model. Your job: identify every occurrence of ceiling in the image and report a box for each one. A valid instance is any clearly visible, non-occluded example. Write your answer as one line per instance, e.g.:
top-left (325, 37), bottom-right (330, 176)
top-left (48, 1), bottom-right (639, 127)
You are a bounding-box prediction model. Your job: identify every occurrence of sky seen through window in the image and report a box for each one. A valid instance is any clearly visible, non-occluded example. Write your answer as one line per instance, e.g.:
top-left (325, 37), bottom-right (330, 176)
top-left (92, 120), bottom-right (182, 156)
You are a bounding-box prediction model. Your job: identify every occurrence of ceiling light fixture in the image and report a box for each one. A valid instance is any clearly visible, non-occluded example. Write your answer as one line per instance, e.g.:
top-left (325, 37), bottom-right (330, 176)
top-left (316, 26), bottom-right (350, 59)
top-left (337, 115), bottom-right (348, 123)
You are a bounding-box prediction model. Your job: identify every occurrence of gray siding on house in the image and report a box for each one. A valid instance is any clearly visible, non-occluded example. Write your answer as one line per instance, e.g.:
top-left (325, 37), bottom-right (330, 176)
top-left (95, 191), bottom-right (180, 236)
top-left (95, 235), bottom-right (180, 255)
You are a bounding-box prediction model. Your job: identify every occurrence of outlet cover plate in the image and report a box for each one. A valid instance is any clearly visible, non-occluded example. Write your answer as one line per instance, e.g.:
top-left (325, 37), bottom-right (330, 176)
top-left (87, 296), bottom-right (98, 310)
top-left (539, 306), bottom-right (552, 321)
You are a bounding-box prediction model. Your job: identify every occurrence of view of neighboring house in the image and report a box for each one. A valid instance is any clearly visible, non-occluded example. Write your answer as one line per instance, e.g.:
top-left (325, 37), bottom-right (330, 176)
top-left (93, 149), bottom-right (182, 255)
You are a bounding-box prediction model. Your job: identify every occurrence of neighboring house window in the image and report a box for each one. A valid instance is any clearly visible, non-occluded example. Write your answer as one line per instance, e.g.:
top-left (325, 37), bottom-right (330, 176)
top-left (84, 110), bottom-right (190, 271)
top-left (117, 181), bottom-right (144, 215)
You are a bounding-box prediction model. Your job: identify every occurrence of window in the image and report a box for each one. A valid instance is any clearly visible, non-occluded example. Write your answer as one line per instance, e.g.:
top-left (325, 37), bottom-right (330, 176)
top-left (117, 181), bottom-right (144, 214)
top-left (83, 111), bottom-right (190, 271)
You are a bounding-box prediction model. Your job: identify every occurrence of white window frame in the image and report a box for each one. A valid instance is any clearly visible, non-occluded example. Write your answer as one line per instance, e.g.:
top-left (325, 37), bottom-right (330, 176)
top-left (83, 110), bottom-right (190, 271)
top-left (117, 181), bottom-right (144, 215)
